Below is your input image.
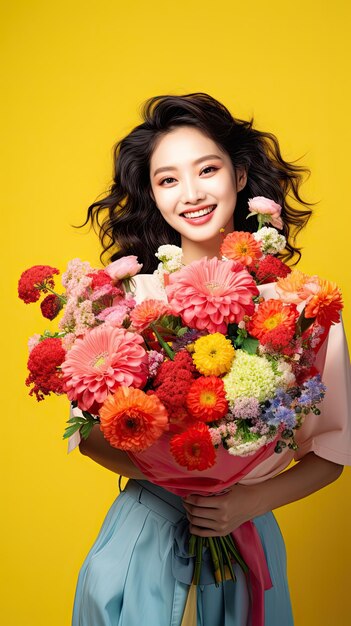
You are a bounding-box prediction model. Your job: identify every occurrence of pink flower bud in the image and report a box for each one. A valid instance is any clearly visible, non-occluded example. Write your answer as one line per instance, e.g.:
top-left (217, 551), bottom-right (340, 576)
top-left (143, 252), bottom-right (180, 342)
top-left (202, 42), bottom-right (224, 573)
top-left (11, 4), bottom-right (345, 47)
top-left (248, 196), bottom-right (283, 230)
top-left (105, 256), bottom-right (143, 281)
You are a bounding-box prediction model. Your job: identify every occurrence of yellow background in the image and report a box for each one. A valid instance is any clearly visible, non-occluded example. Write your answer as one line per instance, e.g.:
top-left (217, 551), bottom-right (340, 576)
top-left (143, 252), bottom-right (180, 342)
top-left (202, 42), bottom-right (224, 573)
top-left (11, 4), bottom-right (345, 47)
top-left (2, 1), bottom-right (350, 625)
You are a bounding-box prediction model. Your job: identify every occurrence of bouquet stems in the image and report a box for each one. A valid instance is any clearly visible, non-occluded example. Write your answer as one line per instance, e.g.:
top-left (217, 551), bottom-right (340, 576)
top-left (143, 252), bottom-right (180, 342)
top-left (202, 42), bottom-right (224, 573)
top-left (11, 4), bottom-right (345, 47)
top-left (189, 533), bottom-right (248, 587)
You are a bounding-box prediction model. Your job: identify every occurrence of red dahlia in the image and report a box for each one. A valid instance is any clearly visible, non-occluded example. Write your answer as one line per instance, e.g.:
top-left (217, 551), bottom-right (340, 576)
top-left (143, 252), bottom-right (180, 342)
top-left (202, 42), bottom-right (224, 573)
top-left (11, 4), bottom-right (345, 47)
top-left (26, 337), bottom-right (66, 401)
top-left (18, 265), bottom-right (60, 304)
top-left (170, 422), bottom-right (216, 470)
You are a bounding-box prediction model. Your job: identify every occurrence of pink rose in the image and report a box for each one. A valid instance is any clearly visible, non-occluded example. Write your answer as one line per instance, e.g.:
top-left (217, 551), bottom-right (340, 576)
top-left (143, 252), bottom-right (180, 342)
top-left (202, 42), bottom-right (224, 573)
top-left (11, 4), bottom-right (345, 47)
top-left (248, 196), bottom-right (283, 230)
top-left (105, 256), bottom-right (143, 281)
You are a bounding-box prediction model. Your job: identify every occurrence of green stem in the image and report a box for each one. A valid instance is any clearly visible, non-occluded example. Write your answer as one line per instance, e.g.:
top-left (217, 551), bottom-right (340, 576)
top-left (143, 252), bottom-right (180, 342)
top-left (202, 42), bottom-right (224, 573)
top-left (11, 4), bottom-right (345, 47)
top-left (208, 537), bottom-right (221, 585)
top-left (188, 534), bottom-right (196, 556)
top-left (150, 323), bottom-right (175, 360)
top-left (223, 535), bottom-right (249, 574)
top-left (193, 537), bottom-right (204, 585)
top-left (215, 537), bottom-right (225, 583)
top-left (37, 282), bottom-right (66, 304)
top-left (219, 536), bottom-right (236, 582)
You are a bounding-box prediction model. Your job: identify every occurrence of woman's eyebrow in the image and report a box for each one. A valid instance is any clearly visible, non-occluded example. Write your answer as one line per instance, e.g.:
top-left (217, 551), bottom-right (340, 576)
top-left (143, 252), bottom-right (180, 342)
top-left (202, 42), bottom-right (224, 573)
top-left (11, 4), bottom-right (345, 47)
top-left (153, 154), bottom-right (223, 177)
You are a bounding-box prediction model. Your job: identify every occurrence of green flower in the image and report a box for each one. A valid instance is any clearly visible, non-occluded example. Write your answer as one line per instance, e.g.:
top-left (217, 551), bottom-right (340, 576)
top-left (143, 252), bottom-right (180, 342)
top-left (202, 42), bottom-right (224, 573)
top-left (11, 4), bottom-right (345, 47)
top-left (223, 349), bottom-right (279, 404)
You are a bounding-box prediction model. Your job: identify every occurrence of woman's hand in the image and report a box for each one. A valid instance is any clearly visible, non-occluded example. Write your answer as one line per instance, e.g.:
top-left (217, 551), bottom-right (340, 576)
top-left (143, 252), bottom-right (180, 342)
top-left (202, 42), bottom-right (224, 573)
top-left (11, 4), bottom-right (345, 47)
top-left (183, 484), bottom-right (259, 536)
top-left (183, 453), bottom-right (343, 537)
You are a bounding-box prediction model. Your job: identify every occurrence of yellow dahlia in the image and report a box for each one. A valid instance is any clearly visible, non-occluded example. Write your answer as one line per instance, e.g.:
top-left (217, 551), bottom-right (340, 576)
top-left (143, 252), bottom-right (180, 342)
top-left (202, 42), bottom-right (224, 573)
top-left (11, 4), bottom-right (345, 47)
top-left (192, 333), bottom-right (235, 376)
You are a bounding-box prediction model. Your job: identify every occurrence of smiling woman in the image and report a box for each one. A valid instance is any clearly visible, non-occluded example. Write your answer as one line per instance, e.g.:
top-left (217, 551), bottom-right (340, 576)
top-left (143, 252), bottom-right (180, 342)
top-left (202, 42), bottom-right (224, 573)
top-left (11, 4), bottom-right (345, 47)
top-left (84, 93), bottom-right (312, 273)
top-left (73, 93), bottom-right (350, 626)
top-left (150, 127), bottom-right (246, 264)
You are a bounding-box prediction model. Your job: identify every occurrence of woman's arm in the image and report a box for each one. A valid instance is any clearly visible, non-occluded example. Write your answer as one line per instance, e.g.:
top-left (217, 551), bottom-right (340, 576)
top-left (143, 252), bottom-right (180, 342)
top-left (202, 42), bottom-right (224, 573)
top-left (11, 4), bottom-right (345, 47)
top-left (79, 425), bottom-right (147, 479)
top-left (182, 452), bottom-right (343, 536)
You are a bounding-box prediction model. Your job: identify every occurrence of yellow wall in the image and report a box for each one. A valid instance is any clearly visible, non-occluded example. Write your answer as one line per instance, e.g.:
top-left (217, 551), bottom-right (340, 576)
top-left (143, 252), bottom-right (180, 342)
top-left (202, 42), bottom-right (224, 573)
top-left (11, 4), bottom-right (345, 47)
top-left (2, 1), bottom-right (350, 625)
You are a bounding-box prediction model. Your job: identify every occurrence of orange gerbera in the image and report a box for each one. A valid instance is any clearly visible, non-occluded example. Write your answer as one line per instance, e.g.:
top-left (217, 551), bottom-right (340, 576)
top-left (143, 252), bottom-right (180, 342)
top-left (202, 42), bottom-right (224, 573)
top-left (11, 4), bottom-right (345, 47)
top-left (304, 279), bottom-right (343, 326)
top-left (186, 376), bottom-right (228, 422)
top-left (170, 422), bottom-right (216, 470)
top-left (99, 386), bottom-right (169, 451)
top-left (220, 231), bottom-right (262, 267)
top-left (130, 299), bottom-right (170, 331)
top-left (248, 299), bottom-right (298, 342)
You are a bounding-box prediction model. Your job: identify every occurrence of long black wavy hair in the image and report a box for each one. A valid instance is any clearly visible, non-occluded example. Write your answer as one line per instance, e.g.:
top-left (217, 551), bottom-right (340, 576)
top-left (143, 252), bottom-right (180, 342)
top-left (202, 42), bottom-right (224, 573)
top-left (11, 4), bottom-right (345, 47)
top-left (83, 93), bottom-right (312, 272)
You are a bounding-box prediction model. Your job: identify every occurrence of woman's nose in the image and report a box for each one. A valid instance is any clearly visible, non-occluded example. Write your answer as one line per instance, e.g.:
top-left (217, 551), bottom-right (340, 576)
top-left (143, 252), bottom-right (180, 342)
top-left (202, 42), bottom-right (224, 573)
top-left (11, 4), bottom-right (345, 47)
top-left (180, 178), bottom-right (205, 204)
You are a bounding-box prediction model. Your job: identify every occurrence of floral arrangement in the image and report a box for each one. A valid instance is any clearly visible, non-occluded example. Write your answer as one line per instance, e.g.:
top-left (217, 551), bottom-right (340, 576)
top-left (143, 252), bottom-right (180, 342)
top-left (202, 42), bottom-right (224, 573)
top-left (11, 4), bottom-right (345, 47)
top-left (18, 196), bottom-right (343, 586)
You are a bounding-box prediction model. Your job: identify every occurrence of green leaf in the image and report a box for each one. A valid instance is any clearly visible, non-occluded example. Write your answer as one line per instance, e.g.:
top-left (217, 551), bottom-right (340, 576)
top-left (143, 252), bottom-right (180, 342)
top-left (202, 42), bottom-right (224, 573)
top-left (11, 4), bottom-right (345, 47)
top-left (176, 326), bottom-right (189, 337)
top-left (227, 323), bottom-right (238, 336)
top-left (80, 422), bottom-right (96, 439)
top-left (241, 337), bottom-right (259, 354)
top-left (63, 423), bottom-right (82, 439)
top-left (296, 309), bottom-right (315, 336)
top-left (82, 410), bottom-right (95, 420)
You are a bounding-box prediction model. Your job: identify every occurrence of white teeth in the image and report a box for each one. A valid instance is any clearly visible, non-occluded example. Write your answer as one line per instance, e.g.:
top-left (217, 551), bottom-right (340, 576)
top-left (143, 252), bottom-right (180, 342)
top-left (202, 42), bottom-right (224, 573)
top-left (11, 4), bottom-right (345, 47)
top-left (183, 205), bottom-right (215, 219)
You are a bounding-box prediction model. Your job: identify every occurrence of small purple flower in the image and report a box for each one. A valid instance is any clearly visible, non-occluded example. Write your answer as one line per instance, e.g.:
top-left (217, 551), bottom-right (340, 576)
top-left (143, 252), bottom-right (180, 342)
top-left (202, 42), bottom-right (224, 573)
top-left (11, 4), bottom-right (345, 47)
top-left (172, 329), bottom-right (208, 352)
top-left (231, 397), bottom-right (260, 419)
top-left (148, 350), bottom-right (165, 377)
top-left (299, 375), bottom-right (326, 405)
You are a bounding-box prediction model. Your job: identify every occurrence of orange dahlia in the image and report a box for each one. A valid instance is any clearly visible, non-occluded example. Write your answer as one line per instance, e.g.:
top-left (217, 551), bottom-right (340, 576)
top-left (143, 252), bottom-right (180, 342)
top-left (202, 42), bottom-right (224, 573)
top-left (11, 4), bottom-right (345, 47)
top-left (130, 299), bottom-right (171, 331)
top-left (304, 279), bottom-right (343, 326)
top-left (220, 231), bottom-right (262, 267)
top-left (248, 299), bottom-right (298, 344)
top-left (170, 422), bottom-right (216, 470)
top-left (186, 376), bottom-right (228, 422)
top-left (99, 386), bottom-right (169, 451)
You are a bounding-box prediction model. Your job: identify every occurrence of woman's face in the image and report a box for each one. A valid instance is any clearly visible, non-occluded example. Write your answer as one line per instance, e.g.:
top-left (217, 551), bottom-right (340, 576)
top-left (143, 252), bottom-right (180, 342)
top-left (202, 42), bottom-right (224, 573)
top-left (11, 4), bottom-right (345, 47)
top-left (149, 126), bottom-right (246, 245)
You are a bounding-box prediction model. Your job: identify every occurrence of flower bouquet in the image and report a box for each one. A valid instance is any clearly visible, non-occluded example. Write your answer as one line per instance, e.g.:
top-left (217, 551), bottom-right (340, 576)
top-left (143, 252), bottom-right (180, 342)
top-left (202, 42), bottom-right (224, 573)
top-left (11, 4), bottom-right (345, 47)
top-left (18, 197), bottom-right (343, 594)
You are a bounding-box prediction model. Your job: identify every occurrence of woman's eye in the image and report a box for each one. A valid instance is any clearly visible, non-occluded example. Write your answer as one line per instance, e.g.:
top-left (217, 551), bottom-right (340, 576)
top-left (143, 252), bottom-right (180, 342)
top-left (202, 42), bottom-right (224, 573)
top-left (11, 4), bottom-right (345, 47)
top-left (201, 166), bottom-right (218, 175)
top-left (160, 177), bottom-right (176, 185)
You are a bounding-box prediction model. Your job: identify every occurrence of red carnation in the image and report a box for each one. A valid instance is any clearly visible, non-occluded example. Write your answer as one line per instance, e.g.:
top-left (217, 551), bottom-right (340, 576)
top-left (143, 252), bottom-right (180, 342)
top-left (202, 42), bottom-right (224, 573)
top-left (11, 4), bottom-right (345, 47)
top-left (26, 337), bottom-right (66, 401)
top-left (255, 256), bottom-right (291, 284)
top-left (170, 422), bottom-right (216, 470)
top-left (40, 294), bottom-right (64, 320)
top-left (18, 265), bottom-right (60, 304)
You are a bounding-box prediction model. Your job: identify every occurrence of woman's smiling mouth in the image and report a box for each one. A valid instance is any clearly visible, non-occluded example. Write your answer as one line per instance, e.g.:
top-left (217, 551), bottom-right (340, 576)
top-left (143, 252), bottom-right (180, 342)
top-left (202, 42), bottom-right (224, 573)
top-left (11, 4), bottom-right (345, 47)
top-left (181, 204), bottom-right (217, 220)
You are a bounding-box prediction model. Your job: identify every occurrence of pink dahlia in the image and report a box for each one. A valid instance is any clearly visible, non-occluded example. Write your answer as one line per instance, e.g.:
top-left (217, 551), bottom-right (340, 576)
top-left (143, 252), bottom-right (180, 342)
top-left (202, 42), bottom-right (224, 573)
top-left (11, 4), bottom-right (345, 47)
top-left (130, 299), bottom-right (171, 331)
top-left (166, 257), bottom-right (259, 334)
top-left (61, 325), bottom-right (148, 414)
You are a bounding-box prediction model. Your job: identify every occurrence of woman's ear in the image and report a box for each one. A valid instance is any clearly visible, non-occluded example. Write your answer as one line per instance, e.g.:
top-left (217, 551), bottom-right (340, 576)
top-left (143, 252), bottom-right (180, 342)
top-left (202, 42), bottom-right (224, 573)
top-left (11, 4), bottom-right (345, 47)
top-left (236, 167), bottom-right (248, 192)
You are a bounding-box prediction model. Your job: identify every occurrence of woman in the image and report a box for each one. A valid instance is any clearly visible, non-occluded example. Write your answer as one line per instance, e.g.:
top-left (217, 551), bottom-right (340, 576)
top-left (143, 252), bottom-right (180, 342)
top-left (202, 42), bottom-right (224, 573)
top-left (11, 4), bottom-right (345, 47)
top-left (72, 93), bottom-right (350, 626)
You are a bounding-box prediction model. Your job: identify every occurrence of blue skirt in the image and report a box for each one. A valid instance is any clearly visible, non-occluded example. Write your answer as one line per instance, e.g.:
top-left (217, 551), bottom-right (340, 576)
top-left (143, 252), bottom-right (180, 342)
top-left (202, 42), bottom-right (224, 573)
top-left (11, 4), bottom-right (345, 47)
top-left (72, 480), bottom-right (294, 626)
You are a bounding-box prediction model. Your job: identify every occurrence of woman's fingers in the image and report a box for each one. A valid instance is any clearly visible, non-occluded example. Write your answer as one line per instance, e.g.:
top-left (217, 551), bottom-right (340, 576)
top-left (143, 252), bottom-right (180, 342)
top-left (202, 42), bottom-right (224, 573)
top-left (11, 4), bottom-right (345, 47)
top-left (183, 502), bottom-right (218, 521)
